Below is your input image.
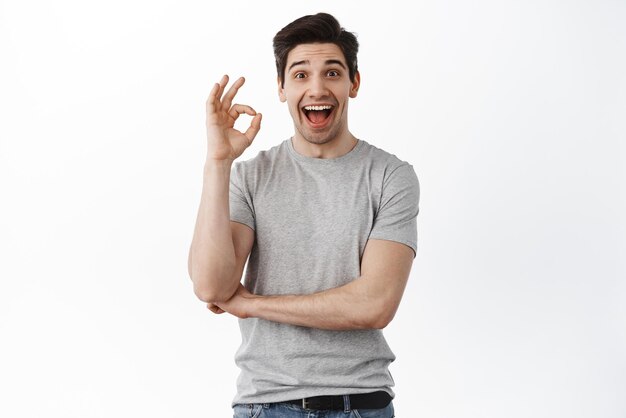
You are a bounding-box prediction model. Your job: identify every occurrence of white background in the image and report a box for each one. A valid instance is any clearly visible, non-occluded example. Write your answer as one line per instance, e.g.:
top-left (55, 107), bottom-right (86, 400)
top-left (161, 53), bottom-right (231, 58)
top-left (1, 1), bottom-right (625, 417)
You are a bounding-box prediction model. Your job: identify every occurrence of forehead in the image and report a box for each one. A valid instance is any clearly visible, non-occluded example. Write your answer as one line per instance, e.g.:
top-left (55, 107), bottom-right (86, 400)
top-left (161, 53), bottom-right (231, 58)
top-left (286, 43), bottom-right (347, 68)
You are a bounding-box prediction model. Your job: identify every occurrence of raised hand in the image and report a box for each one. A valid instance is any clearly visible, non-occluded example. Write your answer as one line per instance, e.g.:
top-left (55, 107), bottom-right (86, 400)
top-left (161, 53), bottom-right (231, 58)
top-left (205, 75), bottom-right (262, 162)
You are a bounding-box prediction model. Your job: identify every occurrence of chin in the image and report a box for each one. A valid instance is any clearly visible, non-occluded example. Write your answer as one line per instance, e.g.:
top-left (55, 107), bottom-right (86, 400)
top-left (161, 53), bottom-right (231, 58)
top-left (302, 133), bottom-right (336, 145)
top-left (297, 124), bottom-right (344, 146)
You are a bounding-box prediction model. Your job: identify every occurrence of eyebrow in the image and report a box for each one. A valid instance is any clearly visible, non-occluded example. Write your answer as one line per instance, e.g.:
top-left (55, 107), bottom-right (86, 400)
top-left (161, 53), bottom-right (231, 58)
top-left (287, 59), bottom-right (347, 72)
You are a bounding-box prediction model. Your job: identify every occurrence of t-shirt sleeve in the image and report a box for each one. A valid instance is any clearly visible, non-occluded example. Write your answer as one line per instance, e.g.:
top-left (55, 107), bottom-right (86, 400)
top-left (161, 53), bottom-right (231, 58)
top-left (229, 162), bottom-right (256, 231)
top-left (368, 163), bottom-right (420, 258)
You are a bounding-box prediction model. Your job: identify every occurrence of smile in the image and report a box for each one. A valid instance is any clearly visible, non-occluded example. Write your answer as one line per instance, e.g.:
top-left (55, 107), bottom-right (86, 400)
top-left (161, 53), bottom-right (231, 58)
top-left (301, 104), bottom-right (335, 128)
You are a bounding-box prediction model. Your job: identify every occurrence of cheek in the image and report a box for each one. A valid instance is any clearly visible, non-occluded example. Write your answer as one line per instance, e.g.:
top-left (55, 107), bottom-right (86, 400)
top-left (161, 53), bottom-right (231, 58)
top-left (287, 96), bottom-right (301, 111)
top-left (287, 101), bottom-right (301, 119)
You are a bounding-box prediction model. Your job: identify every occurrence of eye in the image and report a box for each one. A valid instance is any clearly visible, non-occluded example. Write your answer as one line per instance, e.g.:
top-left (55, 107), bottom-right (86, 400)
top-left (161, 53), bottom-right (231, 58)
top-left (294, 72), bottom-right (306, 79)
top-left (327, 70), bottom-right (340, 77)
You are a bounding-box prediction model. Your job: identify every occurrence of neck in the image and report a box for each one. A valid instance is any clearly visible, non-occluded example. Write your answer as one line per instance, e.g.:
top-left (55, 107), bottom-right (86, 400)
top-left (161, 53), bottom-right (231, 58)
top-left (291, 132), bottom-right (358, 159)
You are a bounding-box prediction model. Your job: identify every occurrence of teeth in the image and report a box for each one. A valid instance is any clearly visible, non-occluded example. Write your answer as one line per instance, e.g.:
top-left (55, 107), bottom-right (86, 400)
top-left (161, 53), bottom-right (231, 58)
top-left (304, 105), bottom-right (332, 111)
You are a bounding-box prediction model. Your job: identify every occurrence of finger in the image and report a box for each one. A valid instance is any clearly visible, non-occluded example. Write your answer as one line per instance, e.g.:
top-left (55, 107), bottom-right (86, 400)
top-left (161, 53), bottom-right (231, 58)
top-left (216, 74), bottom-right (229, 103)
top-left (244, 113), bottom-right (262, 142)
top-left (207, 74), bottom-right (228, 112)
top-left (205, 82), bottom-right (220, 115)
top-left (221, 76), bottom-right (245, 111)
top-left (207, 304), bottom-right (225, 314)
top-left (228, 104), bottom-right (257, 122)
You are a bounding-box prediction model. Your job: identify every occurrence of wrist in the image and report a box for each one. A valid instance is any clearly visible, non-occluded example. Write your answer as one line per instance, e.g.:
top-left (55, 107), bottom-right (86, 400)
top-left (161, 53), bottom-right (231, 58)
top-left (244, 294), bottom-right (262, 319)
top-left (203, 159), bottom-right (233, 179)
top-left (204, 158), bottom-right (233, 170)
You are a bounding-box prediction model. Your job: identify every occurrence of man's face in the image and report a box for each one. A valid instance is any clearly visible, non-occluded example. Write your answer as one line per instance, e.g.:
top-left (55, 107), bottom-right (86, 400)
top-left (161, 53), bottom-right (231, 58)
top-left (278, 43), bottom-right (360, 146)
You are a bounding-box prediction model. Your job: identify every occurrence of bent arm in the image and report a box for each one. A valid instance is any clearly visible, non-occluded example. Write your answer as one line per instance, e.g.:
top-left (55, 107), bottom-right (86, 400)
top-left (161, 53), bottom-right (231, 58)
top-left (216, 239), bottom-right (414, 330)
top-left (188, 160), bottom-right (238, 303)
top-left (189, 75), bottom-right (261, 303)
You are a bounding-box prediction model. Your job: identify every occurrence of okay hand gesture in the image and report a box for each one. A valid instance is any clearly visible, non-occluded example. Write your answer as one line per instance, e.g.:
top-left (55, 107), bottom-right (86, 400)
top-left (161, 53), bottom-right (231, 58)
top-left (205, 75), bottom-right (262, 162)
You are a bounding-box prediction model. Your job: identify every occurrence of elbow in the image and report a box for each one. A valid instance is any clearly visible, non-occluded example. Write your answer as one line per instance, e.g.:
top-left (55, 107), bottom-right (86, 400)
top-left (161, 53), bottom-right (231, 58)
top-left (193, 287), bottom-right (216, 304)
top-left (369, 311), bottom-right (394, 329)
top-left (366, 301), bottom-right (397, 329)
top-left (351, 294), bottom-right (397, 330)
top-left (192, 280), bottom-right (237, 304)
top-left (189, 261), bottom-right (238, 303)
top-left (193, 288), bottom-right (222, 304)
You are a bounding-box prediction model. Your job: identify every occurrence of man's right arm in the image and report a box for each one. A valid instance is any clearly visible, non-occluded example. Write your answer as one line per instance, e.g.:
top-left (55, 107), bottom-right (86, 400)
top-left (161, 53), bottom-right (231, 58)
top-left (188, 160), bottom-right (250, 303)
top-left (187, 74), bottom-right (260, 303)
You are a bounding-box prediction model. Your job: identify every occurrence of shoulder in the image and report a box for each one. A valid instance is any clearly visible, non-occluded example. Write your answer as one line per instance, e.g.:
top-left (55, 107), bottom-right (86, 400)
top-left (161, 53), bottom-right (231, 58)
top-left (232, 139), bottom-right (288, 176)
top-left (358, 139), bottom-right (418, 181)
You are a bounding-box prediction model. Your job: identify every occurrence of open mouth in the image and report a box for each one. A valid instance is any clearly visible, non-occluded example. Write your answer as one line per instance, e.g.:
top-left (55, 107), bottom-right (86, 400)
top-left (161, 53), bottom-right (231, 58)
top-left (302, 105), bottom-right (334, 127)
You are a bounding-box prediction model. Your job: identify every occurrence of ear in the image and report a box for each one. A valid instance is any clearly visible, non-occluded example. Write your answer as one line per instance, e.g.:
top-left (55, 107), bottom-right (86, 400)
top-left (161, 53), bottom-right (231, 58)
top-left (277, 76), bottom-right (287, 102)
top-left (349, 71), bottom-right (361, 98)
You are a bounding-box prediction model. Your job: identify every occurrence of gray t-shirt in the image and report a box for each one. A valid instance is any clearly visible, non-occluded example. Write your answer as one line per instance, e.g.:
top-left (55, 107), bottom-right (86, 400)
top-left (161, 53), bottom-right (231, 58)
top-left (228, 137), bottom-right (420, 406)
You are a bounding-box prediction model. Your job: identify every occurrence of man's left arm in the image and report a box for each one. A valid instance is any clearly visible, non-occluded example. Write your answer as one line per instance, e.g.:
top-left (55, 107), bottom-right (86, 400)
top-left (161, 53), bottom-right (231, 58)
top-left (211, 238), bottom-right (414, 330)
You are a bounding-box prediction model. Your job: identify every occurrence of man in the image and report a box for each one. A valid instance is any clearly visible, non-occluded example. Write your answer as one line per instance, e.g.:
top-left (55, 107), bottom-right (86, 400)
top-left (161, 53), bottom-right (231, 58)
top-left (188, 12), bottom-right (419, 418)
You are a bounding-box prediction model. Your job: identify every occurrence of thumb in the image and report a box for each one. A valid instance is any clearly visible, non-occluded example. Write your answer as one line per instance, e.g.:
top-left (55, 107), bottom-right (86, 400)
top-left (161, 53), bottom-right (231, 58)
top-left (244, 113), bottom-right (262, 143)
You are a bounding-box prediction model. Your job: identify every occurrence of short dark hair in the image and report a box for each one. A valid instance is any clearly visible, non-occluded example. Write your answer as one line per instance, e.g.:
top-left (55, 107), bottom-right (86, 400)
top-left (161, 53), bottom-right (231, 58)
top-left (273, 13), bottom-right (359, 88)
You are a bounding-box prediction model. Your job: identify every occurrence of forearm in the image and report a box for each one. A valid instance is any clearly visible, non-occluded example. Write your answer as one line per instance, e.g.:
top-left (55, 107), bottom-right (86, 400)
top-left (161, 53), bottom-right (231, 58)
top-left (213, 241), bottom-right (412, 329)
top-left (188, 159), bottom-right (237, 302)
top-left (247, 276), bottom-right (392, 331)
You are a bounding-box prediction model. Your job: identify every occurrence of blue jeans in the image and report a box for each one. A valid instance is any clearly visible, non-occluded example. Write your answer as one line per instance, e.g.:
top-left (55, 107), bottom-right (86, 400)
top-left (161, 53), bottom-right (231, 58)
top-left (232, 399), bottom-right (394, 418)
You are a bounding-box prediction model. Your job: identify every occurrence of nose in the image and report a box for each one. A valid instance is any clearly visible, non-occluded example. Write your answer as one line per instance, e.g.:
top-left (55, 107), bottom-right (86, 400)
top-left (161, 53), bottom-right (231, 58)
top-left (307, 75), bottom-right (329, 98)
